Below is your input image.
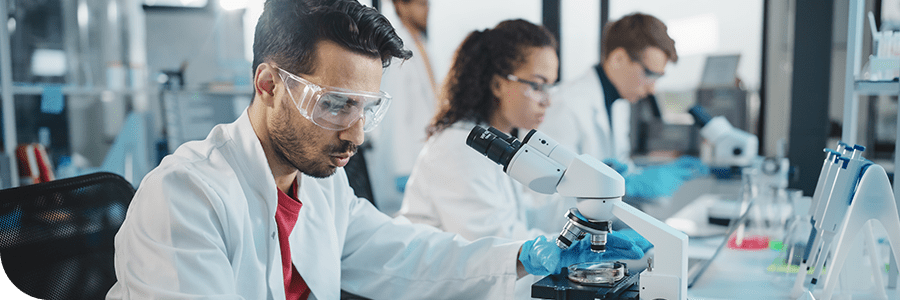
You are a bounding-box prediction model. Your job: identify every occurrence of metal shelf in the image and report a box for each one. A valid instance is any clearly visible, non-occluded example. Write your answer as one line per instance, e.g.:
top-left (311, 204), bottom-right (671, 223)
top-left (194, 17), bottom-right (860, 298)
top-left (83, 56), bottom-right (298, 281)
top-left (855, 80), bottom-right (900, 95)
top-left (0, 86), bottom-right (147, 96)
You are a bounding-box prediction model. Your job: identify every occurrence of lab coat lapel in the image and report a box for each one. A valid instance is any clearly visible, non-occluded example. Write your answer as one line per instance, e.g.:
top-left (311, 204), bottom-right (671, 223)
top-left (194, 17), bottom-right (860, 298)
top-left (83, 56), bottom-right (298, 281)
top-left (592, 73), bottom-right (613, 154)
top-left (229, 109), bottom-right (288, 299)
top-left (291, 174), bottom-right (341, 299)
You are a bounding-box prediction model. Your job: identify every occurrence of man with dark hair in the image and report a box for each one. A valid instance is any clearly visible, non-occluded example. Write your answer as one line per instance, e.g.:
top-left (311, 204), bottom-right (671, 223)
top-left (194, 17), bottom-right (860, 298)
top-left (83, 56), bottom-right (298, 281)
top-left (106, 0), bottom-right (642, 299)
top-left (540, 13), bottom-right (706, 200)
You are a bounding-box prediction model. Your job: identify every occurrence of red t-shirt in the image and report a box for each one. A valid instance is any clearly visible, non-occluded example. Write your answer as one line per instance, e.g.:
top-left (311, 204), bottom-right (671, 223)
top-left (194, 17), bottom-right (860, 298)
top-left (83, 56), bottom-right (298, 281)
top-left (276, 181), bottom-right (310, 300)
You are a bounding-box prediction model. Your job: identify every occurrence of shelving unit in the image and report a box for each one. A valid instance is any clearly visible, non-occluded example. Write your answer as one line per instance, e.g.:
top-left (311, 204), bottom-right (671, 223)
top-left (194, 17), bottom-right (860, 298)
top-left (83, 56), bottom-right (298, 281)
top-left (844, 0), bottom-right (900, 210)
top-left (0, 0), bottom-right (154, 188)
top-left (1, 0), bottom-right (18, 186)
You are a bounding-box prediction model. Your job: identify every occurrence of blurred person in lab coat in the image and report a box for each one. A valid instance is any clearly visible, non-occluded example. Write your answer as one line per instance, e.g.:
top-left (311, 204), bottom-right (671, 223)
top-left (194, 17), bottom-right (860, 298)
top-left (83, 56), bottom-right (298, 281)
top-left (105, 1), bottom-right (648, 299)
top-left (367, 0), bottom-right (439, 216)
top-left (399, 19), bottom-right (652, 299)
top-left (540, 13), bottom-right (707, 201)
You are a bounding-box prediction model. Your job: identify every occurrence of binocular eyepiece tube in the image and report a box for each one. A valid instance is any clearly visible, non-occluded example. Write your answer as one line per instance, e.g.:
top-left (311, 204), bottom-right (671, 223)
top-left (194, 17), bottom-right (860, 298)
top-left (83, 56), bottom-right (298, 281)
top-left (466, 125), bottom-right (522, 171)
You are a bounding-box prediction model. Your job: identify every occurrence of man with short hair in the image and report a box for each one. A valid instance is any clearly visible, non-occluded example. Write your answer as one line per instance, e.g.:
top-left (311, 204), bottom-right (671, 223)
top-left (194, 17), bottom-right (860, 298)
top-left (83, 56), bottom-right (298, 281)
top-left (106, 1), bottom-right (645, 299)
top-left (543, 13), bottom-right (677, 164)
top-left (540, 13), bottom-right (705, 201)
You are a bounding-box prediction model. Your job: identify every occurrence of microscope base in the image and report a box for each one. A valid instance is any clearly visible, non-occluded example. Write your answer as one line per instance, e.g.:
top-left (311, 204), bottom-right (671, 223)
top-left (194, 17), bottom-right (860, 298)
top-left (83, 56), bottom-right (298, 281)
top-left (532, 268), bottom-right (640, 300)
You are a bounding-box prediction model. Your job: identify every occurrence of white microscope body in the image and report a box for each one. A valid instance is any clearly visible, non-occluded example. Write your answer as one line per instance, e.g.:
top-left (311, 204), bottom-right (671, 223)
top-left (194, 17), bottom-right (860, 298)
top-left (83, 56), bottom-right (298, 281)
top-left (467, 126), bottom-right (688, 300)
top-left (689, 105), bottom-right (758, 168)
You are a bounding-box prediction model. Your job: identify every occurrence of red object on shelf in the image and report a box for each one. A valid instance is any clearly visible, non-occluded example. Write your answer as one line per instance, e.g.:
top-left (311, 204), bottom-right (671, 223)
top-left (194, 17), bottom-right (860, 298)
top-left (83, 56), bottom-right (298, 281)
top-left (15, 143), bottom-right (55, 185)
top-left (726, 234), bottom-right (770, 250)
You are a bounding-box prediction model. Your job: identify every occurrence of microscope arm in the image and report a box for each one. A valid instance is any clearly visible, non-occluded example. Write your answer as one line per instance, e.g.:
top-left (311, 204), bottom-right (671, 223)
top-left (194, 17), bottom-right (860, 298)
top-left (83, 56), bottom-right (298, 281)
top-left (610, 200), bottom-right (688, 300)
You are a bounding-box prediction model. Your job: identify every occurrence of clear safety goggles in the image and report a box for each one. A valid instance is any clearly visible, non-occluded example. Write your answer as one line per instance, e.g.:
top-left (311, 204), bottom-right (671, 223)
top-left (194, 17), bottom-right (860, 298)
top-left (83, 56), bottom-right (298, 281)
top-left (278, 67), bottom-right (392, 132)
top-left (506, 74), bottom-right (556, 106)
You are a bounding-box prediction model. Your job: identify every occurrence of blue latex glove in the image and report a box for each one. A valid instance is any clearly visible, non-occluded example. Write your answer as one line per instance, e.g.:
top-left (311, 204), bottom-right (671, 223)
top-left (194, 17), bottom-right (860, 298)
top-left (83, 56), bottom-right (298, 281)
top-left (625, 156), bottom-right (709, 199)
top-left (671, 155), bottom-right (710, 179)
top-left (602, 158), bottom-right (629, 175)
top-left (395, 175), bottom-right (410, 193)
top-left (617, 228), bottom-right (653, 253)
top-left (625, 167), bottom-right (685, 199)
top-left (519, 231), bottom-right (651, 276)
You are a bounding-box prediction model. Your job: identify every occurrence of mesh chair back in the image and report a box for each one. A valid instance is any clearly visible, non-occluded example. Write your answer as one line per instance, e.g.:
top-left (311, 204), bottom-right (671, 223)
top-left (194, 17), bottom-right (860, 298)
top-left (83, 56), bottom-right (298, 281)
top-left (344, 144), bottom-right (376, 206)
top-left (0, 172), bottom-right (134, 300)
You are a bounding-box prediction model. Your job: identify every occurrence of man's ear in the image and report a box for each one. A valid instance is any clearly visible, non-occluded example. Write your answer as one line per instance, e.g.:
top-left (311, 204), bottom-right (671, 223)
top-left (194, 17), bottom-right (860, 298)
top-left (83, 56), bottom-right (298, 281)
top-left (607, 47), bottom-right (629, 69)
top-left (254, 63), bottom-right (277, 105)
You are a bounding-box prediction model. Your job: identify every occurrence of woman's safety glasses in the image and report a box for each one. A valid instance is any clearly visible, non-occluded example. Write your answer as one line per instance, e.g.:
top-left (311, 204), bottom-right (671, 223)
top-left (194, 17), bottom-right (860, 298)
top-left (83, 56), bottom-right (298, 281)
top-left (506, 74), bottom-right (555, 106)
top-left (278, 67), bottom-right (392, 132)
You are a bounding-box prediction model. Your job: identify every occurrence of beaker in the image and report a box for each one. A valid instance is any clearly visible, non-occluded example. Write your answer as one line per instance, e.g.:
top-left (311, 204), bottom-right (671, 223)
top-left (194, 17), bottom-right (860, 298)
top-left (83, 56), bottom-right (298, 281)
top-left (729, 167), bottom-right (770, 251)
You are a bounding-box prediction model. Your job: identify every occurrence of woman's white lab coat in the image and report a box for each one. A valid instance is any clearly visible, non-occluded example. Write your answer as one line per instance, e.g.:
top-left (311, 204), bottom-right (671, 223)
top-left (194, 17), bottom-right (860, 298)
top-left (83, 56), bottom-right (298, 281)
top-left (539, 68), bottom-right (632, 163)
top-left (367, 23), bottom-right (438, 216)
top-left (400, 121), bottom-right (549, 242)
top-left (399, 122), bottom-right (560, 299)
top-left (106, 110), bottom-right (521, 300)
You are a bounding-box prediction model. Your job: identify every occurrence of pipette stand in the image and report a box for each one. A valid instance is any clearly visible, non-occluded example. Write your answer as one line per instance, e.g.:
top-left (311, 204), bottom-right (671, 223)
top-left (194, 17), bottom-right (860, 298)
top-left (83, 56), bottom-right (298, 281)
top-left (818, 164), bottom-right (900, 300)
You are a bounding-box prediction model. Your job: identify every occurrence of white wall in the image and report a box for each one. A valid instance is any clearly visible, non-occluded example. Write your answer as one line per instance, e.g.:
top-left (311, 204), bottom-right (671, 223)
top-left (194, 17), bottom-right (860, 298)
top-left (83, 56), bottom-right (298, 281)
top-left (239, 0), bottom-right (762, 95)
top-left (423, 0), bottom-right (542, 86)
top-left (560, 0), bottom-right (600, 82)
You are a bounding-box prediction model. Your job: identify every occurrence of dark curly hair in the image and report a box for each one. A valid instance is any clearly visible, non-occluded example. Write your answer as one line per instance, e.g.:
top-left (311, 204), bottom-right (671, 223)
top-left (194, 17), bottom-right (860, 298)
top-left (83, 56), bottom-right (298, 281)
top-left (427, 19), bottom-right (557, 137)
top-left (252, 0), bottom-right (412, 77)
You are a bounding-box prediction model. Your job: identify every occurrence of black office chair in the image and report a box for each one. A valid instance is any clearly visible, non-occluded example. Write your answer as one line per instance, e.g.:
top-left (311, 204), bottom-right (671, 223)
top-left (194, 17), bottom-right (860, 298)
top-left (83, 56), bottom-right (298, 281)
top-left (344, 143), bottom-right (377, 207)
top-left (0, 172), bottom-right (134, 300)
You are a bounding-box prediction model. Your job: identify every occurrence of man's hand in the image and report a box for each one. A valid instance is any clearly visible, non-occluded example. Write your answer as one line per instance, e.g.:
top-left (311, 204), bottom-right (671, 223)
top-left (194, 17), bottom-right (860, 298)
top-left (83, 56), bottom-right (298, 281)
top-left (517, 230), bottom-right (652, 276)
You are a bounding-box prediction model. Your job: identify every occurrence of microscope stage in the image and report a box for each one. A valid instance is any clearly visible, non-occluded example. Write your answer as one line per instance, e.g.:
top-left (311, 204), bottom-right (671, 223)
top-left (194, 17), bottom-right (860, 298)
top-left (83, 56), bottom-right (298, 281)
top-left (532, 267), bottom-right (641, 300)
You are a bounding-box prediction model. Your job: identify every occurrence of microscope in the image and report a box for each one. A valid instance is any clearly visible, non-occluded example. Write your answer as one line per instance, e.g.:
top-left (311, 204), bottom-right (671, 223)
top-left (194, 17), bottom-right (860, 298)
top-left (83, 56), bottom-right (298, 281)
top-left (688, 105), bottom-right (758, 168)
top-left (467, 126), bottom-right (688, 300)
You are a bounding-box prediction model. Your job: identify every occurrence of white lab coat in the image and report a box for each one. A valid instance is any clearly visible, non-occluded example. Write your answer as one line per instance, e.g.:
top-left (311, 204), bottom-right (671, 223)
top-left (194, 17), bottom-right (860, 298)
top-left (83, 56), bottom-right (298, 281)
top-left (106, 110), bottom-right (522, 300)
top-left (540, 68), bottom-right (632, 163)
top-left (399, 121), bottom-right (552, 299)
top-left (367, 23), bottom-right (438, 216)
top-left (400, 121), bottom-right (549, 242)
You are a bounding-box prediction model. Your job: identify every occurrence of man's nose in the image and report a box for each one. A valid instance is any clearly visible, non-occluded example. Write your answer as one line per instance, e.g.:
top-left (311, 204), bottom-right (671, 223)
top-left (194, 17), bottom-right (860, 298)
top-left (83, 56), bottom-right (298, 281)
top-left (340, 117), bottom-right (365, 147)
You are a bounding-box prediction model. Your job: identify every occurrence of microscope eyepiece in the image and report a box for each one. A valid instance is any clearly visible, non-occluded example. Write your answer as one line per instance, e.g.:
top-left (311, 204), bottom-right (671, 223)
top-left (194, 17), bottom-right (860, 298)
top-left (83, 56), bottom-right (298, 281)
top-left (466, 125), bottom-right (522, 170)
top-left (688, 105), bottom-right (713, 127)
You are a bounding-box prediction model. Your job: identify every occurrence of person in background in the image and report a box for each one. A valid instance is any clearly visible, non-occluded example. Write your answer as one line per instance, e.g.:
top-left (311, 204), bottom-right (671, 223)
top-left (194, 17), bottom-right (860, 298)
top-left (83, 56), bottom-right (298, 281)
top-left (106, 1), bottom-right (646, 299)
top-left (399, 19), bottom-right (652, 299)
top-left (366, 0), bottom-right (439, 216)
top-left (540, 12), bottom-right (708, 201)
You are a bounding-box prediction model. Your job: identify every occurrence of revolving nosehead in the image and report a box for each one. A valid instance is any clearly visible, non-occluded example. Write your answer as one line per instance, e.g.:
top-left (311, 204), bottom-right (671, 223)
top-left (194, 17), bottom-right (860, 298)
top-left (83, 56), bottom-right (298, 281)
top-left (557, 221), bottom-right (584, 249)
top-left (590, 231), bottom-right (608, 253)
top-left (556, 208), bottom-right (611, 253)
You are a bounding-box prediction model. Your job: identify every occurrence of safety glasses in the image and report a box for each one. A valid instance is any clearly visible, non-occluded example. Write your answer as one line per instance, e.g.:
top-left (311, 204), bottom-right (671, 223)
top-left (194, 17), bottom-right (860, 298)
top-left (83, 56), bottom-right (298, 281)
top-left (506, 74), bottom-right (555, 106)
top-left (633, 59), bottom-right (664, 82)
top-left (278, 68), bottom-right (391, 132)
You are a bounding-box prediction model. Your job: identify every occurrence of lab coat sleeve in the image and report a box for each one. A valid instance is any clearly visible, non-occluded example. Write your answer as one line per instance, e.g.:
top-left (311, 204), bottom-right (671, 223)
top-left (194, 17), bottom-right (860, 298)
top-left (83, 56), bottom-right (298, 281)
top-left (403, 129), bottom-right (548, 241)
top-left (338, 189), bottom-right (523, 299)
top-left (108, 165), bottom-right (245, 300)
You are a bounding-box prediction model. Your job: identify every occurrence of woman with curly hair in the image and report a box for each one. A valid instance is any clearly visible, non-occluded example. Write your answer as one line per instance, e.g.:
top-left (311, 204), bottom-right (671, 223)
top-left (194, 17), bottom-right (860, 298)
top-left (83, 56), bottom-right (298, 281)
top-left (400, 19), bottom-right (559, 242)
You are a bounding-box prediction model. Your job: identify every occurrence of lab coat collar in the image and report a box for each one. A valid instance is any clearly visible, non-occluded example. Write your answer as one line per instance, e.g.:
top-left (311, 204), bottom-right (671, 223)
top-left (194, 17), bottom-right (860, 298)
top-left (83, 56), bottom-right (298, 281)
top-left (226, 109), bottom-right (289, 297)
top-left (230, 109), bottom-right (342, 299)
top-left (229, 109), bottom-right (279, 212)
top-left (594, 64), bottom-right (622, 119)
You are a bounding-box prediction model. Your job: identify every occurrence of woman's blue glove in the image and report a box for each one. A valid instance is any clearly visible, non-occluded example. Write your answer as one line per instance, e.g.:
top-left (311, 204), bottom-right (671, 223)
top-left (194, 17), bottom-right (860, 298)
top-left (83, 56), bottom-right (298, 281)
top-left (519, 231), bottom-right (652, 276)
